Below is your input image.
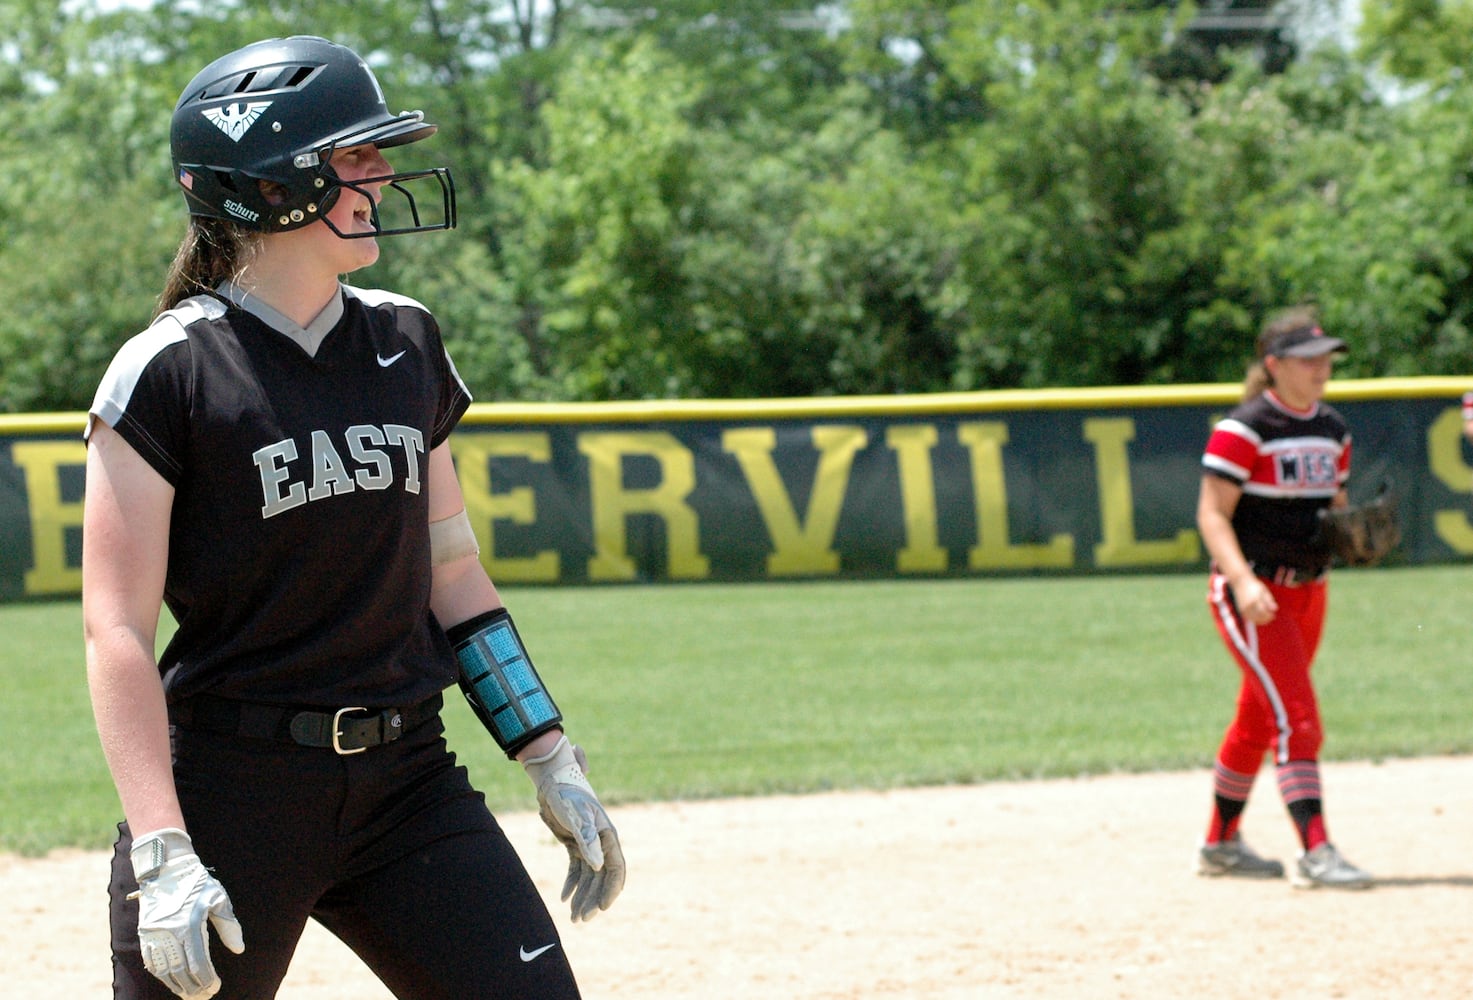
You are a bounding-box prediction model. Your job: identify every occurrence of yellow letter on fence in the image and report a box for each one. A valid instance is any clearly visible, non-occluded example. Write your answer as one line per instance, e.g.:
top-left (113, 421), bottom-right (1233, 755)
top-left (959, 422), bottom-right (1074, 570)
top-left (1429, 407), bottom-right (1473, 554)
top-left (723, 425), bottom-right (867, 577)
top-left (1085, 418), bottom-right (1200, 568)
top-left (449, 432), bottom-right (560, 584)
top-left (885, 424), bottom-right (947, 573)
top-left (12, 441), bottom-right (87, 596)
top-left (579, 431), bottom-right (710, 582)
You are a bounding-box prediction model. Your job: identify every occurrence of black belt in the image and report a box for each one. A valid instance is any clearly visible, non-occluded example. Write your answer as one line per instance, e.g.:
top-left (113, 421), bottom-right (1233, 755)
top-left (172, 693), bottom-right (442, 755)
top-left (1260, 565), bottom-right (1328, 587)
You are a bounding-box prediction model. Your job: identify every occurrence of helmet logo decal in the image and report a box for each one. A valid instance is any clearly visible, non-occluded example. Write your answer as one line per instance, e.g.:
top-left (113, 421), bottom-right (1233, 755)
top-left (201, 101), bottom-right (273, 142)
top-left (223, 199), bottom-right (262, 224)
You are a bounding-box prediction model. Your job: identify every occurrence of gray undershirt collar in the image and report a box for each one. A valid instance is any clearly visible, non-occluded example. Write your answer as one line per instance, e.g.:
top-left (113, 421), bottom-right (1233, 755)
top-left (215, 280), bottom-right (345, 358)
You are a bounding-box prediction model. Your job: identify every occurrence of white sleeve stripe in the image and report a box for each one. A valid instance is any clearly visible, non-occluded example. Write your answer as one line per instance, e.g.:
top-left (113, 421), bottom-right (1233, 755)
top-left (86, 319), bottom-right (188, 438)
top-left (1202, 454), bottom-right (1248, 481)
top-left (84, 298), bottom-right (219, 440)
top-left (1242, 483), bottom-right (1342, 499)
top-left (1259, 435), bottom-right (1346, 453)
top-left (1214, 418), bottom-right (1261, 446)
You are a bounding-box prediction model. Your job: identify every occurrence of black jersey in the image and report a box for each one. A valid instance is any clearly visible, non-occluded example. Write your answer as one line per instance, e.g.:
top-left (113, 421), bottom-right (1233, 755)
top-left (87, 284), bottom-right (471, 707)
top-left (1201, 390), bottom-right (1351, 576)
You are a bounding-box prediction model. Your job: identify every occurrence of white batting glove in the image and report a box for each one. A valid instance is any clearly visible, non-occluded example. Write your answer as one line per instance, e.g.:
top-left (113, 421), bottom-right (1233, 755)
top-left (128, 828), bottom-right (245, 999)
top-left (522, 737), bottom-right (627, 921)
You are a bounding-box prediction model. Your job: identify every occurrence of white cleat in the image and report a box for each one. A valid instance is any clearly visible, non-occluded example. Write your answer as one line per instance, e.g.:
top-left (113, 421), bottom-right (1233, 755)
top-left (1292, 843), bottom-right (1373, 890)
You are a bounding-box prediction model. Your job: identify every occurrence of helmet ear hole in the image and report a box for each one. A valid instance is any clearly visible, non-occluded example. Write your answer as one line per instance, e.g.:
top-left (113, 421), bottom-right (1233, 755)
top-left (212, 170), bottom-right (239, 193)
top-left (258, 179), bottom-right (290, 206)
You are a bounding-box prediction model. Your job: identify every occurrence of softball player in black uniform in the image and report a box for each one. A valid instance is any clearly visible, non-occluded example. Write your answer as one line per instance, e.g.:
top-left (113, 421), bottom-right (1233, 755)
top-left (83, 37), bottom-right (623, 1000)
top-left (1193, 307), bottom-right (1370, 889)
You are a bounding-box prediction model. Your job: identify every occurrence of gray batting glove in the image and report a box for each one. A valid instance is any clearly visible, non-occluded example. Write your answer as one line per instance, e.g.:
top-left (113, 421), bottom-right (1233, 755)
top-left (522, 737), bottom-right (627, 921)
top-left (128, 828), bottom-right (245, 999)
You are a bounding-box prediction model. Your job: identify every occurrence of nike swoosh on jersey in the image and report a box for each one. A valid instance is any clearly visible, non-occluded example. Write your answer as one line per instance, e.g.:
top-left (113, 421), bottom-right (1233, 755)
top-left (376, 350), bottom-right (407, 367)
top-left (519, 943), bottom-right (558, 963)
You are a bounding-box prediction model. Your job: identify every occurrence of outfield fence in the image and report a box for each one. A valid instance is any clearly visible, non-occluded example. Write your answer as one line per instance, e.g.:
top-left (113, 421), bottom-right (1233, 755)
top-left (3, 377), bottom-right (1471, 601)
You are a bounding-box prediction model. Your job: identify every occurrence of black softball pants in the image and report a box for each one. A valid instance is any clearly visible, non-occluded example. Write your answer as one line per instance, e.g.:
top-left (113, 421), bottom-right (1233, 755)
top-left (107, 701), bottom-right (581, 999)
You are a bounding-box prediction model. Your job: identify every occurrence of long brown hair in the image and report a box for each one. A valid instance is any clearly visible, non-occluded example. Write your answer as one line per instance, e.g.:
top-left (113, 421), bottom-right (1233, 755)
top-left (1241, 305), bottom-right (1320, 401)
top-left (154, 217), bottom-right (259, 318)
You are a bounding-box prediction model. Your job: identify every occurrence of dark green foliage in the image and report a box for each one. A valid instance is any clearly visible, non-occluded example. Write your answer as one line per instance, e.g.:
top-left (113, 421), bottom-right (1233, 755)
top-left (2, 0), bottom-right (1472, 412)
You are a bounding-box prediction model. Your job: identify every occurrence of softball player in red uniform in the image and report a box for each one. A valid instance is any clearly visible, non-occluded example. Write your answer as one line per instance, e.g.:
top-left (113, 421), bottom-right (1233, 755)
top-left (1193, 307), bottom-right (1372, 889)
top-left (83, 37), bottom-right (623, 1000)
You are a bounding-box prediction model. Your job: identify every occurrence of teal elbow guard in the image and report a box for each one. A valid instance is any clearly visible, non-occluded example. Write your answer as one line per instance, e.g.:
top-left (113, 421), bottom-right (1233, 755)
top-left (446, 608), bottom-right (562, 757)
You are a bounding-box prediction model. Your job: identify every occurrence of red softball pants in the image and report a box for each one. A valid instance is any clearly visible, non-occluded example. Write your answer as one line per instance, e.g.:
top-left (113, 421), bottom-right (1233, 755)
top-left (1206, 570), bottom-right (1328, 771)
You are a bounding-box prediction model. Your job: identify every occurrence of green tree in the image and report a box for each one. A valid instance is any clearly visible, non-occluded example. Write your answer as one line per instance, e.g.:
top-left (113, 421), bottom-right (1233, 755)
top-left (1165, 46), bottom-right (1473, 378)
top-left (1356, 0), bottom-right (1473, 86)
top-left (483, 39), bottom-right (703, 398)
top-left (676, 90), bottom-right (972, 396)
top-left (888, 0), bottom-right (1202, 387)
top-left (5, 0), bottom-right (1473, 413)
top-left (0, 1), bottom-right (178, 411)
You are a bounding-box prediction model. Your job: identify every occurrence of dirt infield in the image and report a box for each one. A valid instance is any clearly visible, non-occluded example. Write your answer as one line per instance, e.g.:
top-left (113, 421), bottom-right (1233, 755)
top-left (6, 755), bottom-right (1471, 999)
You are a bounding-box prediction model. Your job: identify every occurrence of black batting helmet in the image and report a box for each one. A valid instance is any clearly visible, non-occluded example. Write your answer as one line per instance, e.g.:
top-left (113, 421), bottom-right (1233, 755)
top-left (170, 36), bottom-right (455, 237)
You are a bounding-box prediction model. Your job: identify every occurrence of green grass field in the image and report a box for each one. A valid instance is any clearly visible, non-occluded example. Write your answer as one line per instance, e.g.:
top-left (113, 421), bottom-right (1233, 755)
top-left (3, 566), bottom-right (1469, 856)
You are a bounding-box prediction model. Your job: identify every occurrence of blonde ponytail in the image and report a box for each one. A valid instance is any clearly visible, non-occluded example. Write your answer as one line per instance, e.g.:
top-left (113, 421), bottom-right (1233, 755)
top-left (1242, 360), bottom-right (1271, 400)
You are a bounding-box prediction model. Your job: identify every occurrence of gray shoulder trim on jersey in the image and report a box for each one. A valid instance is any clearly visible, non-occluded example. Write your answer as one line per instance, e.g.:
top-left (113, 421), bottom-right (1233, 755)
top-left (216, 280), bottom-right (342, 358)
top-left (85, 297), bottom-right (222, 440)
top-left (342, 283), bottom-right (431, 315)
top-left (344, 284), bottom-right (474, 410)
top-left (443, 346), bottom-right (473, 406)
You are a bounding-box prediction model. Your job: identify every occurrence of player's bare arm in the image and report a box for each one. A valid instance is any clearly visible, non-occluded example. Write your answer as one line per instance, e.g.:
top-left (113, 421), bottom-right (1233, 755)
top-left (425, 440), bottom-right (626, 919)
top-left (81, 424), bottom-right (185, 835)
top-left (1196, 473), bottom-right (1277, 624)
top-left (426, 442), bottom-right (502, 625)
top-left (424, 449), bottom-right (571, 760)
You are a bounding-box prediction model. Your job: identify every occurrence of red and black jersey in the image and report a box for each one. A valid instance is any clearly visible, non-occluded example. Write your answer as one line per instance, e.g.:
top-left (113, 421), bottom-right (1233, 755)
top-left (87, 283), bottom-right (471, 707)
top-left (1201, 390), bottom-right (1351, 576)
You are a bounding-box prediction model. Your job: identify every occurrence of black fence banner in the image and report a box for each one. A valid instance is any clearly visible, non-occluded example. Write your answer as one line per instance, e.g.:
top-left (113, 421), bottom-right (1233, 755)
top-left (3, 379), bottom-right (1470, 600)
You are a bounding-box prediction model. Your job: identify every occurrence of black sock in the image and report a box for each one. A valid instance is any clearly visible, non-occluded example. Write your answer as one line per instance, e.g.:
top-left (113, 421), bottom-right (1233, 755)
top-left (1211, 795), bottom-right (1248, 842)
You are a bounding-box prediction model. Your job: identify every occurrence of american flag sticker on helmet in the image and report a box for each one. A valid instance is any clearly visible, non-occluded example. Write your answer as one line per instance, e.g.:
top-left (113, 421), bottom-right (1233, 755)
top-left (178, 168), bottom-right (194, 190)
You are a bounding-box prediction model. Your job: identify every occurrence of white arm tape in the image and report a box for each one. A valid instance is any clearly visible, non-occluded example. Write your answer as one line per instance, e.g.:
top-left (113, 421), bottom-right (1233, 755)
top-left (429, 508), bottom-right (480, 566)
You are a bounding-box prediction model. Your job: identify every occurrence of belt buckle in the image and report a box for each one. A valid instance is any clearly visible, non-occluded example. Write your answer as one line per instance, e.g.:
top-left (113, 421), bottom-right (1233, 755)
top-left (332, 706), bottom-right (370, 755)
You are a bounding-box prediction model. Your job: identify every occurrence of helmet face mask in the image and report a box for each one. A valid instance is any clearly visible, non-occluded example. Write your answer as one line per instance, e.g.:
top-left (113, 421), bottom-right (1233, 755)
top-left (306, 158), bottom-right (456, 240)
top-left (171, 36), bottom-right (456, 237)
